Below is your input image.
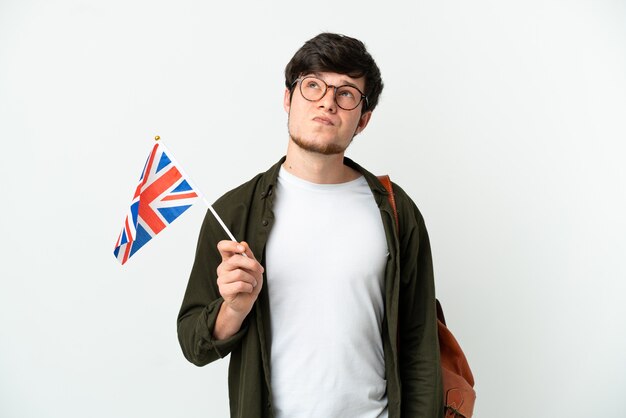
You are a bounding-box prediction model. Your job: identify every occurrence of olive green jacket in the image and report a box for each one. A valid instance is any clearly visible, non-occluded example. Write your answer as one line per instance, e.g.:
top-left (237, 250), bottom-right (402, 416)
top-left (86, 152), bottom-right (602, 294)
top-left (177, 157), bottom-right (443, 418)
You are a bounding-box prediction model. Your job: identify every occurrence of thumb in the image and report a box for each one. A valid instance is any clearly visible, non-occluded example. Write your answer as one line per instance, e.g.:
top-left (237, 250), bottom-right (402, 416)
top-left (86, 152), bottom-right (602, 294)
top-left (238, 241), bottom-right (256, 260)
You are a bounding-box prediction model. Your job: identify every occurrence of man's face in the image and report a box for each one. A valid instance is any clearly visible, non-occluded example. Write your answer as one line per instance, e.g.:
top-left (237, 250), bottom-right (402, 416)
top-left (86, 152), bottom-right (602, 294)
top-left (283, 72), bottom-right (372, 156)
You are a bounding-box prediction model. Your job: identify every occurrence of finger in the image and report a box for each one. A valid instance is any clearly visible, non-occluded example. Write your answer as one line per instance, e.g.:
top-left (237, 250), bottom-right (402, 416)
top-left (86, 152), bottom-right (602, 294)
top-left (220, 281), bottom-right (255, 297)
top-left (238, 241), bottom-right (256, 260)
top-left (217, 240), bottom-right (246, 261)
top-left (218, 252), bottom-right (263, 276)
top-left (217, 268), bottom-right (258, 287)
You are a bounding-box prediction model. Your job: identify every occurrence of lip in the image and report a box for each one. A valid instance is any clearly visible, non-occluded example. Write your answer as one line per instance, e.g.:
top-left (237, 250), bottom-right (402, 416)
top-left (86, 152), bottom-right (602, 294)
top-left (312, 116), bottom-right (335, 126)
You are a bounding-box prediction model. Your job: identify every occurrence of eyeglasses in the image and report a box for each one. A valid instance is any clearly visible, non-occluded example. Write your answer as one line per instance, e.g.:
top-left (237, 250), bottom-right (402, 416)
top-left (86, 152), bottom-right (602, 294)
top-left (292, 76), bottom-right (368, 111)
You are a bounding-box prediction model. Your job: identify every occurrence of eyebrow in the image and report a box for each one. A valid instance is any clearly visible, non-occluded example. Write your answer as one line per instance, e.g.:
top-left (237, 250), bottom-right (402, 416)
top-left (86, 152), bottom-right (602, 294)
top-left (310, 72), bottom-right (361, 89)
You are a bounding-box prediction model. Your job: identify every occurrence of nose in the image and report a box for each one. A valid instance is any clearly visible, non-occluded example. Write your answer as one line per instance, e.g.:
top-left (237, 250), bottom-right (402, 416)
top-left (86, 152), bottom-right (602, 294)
top-left (317, 86), bottom-right (337, 112)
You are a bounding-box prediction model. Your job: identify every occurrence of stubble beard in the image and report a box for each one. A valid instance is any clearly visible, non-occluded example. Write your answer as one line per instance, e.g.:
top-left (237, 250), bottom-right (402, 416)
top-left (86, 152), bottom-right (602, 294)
top-left (288, 132), bottom-right (349, 156)
top-left (285, 108), bottom-right (357, 156)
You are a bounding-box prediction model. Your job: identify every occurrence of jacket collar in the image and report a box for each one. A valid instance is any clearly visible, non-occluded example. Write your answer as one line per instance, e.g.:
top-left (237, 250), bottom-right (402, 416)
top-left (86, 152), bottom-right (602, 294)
top-left (258, 156), bottom-right (389, 199)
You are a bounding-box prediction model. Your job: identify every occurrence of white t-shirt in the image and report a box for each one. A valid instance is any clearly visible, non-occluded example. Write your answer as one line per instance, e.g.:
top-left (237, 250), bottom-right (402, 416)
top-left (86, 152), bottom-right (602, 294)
top-left (266, 167), bottom-right (389, 418)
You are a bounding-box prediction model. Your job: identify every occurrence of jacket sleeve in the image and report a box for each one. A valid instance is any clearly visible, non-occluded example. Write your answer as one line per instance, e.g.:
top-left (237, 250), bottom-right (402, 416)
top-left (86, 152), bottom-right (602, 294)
top-left (177, 208), bottom-right (249, 366)
top-left (395, 185), bottom-right (444, 418)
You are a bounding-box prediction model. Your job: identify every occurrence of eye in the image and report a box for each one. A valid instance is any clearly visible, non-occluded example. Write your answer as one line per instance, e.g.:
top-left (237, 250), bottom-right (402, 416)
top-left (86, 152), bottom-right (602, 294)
top-left (337, 88), bottom-right (356, 99)
top-left (305, 80), bottom-right (321, 89)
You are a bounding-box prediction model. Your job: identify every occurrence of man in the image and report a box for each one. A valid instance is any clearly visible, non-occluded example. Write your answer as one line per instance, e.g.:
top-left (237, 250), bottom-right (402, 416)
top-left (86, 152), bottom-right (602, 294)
top-left (178, 33), bottom-right (443, 418)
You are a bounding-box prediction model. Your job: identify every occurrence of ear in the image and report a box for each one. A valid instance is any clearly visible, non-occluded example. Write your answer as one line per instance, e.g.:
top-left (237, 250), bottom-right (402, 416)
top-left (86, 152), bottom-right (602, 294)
top-left (283, 88), bottom-right (291, 113)
top-left (354, 111), bottom-right (373, 135)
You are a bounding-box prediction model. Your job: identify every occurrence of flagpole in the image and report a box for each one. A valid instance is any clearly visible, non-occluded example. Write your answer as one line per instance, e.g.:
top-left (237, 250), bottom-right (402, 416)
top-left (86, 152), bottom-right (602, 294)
top-left (154, 136), bottom-right (239, 243)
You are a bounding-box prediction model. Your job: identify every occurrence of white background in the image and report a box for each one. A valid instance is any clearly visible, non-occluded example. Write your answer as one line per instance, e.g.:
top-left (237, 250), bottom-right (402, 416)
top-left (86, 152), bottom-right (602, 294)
top-left (1, 0), bottom-right (625, 417)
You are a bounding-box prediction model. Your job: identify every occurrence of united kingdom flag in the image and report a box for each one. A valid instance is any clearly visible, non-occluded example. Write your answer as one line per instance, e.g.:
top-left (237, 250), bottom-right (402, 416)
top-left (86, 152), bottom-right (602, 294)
top-left (114, 142), bottom-right (199, 264)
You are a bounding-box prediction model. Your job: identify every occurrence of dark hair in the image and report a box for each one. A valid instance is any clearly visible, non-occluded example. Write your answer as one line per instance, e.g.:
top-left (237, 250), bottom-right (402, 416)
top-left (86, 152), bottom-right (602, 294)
top-left (284, 33), bottom-right (384, 112)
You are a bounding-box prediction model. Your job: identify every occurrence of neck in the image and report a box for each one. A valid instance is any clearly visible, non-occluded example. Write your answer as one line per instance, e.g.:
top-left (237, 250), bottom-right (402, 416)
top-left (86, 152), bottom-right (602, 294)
top-left (283, 140), bottom-right (360, 184)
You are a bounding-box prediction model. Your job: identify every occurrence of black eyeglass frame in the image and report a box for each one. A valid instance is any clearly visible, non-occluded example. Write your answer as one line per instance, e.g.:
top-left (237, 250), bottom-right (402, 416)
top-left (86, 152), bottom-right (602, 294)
top-left (291, 76), bottom-right (369, 111)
